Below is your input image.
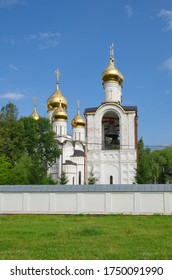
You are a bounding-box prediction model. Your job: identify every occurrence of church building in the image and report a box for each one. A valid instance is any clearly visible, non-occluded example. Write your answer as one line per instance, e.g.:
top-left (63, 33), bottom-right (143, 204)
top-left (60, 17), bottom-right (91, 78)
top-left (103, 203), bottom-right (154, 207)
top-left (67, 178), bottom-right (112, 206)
top-left (37, 45), bottom-right (138, 184)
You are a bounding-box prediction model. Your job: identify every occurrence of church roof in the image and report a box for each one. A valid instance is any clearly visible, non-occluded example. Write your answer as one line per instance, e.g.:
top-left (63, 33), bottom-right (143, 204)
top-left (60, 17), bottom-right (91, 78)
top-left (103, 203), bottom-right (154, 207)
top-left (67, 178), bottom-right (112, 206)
top-left (71, 150), bottom-right (84, 157)
top-left (84, 104), bottom-right (137, 115)
top-left (63, 160), bottom-right (76, 166)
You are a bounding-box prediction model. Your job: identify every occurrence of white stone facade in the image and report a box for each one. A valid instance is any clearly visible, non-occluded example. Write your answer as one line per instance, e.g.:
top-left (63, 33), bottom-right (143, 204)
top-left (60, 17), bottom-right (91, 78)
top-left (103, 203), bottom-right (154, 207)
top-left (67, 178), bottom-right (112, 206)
top-left (85, 103), bottom-right (137, 184)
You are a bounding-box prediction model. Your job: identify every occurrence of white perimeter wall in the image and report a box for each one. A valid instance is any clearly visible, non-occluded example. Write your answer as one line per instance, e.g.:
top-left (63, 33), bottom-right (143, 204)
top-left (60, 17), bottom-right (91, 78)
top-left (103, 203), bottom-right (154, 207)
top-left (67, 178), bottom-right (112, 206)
top-left (0, 189), bottom-right (172, 215)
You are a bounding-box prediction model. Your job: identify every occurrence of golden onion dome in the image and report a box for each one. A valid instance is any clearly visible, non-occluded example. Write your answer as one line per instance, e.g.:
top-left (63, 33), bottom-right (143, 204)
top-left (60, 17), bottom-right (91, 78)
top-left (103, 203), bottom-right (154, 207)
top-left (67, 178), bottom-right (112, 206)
top-left (31, 108), bottom-right (39, 120)
top-left (102, 44), bottom-right (123, 85)
top-left (47, 69), bottom-right (68, 110)
top-left (31, 97), bottom-right (39, 120)
top-left (52, 102), bottom-right (68, 121)
top-left (71, 102), bottom-right (85, 128)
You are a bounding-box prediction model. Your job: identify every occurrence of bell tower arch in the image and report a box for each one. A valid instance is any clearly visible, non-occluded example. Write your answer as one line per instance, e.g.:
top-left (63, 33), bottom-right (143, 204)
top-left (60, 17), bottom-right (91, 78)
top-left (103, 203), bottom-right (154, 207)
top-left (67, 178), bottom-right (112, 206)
top-left (102, 110), bottom-right (120, 150)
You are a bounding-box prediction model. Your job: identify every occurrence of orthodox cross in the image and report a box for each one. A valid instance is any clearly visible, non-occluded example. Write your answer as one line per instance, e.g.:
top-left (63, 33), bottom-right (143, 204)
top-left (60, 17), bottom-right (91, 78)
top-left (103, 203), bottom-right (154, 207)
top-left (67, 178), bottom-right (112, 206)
top-left (55, 69), bottom-right (60, 84)
top-left (77, 100), bottom-right (80, 114)
top-left (110, 43), bottom-right (114, 61)
top-left (34, 96), bottom-right (37, 108)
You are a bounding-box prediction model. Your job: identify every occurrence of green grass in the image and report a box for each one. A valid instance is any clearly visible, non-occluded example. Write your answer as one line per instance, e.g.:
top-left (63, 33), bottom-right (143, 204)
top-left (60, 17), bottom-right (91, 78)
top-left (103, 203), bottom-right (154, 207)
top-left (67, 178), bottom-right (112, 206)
top-left (0, 215), bottom-right (171, 260)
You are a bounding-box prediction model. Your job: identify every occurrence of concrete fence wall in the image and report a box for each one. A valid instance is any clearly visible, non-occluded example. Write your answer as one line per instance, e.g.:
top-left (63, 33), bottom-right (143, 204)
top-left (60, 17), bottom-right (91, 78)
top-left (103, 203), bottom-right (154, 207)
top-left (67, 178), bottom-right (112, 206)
top-left (0, 185), bottom-right (172, 215)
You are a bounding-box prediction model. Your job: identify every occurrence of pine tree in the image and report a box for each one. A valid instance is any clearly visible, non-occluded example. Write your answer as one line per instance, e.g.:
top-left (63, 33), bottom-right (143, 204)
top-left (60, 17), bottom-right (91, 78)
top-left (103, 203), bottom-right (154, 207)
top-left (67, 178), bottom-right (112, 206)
top-left (59, 171), bottom-right (69, 185)
top-left (88, 167), bottom-right (98, 185)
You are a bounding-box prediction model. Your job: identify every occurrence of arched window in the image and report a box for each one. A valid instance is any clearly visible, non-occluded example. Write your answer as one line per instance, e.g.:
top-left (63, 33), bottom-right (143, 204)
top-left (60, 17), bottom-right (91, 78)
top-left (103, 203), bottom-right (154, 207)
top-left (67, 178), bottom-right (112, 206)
top-left (102, 111), bottom-right (120, 150)
top-left (110, 176), bottom-right (113, 185)
top-left (79, 171), bottom-right (81, 185)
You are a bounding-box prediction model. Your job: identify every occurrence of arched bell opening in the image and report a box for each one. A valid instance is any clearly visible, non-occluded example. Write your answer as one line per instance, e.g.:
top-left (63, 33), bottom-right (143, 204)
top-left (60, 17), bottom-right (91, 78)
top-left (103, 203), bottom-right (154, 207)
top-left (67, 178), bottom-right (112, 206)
top-left (102, 111), bottom-right (120, 150)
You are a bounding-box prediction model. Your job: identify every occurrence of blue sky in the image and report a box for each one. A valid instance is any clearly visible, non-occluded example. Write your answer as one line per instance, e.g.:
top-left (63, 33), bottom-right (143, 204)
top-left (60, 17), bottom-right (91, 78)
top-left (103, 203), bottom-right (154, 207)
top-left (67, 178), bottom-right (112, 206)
top-left (0, 0), bottom-right (172, 147)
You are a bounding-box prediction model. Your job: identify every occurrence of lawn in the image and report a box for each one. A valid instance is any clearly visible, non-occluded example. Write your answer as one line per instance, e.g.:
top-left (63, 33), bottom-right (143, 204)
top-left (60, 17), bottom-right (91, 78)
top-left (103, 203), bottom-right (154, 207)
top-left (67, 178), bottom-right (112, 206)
top-left (0, 215), bottom-right (171, 260)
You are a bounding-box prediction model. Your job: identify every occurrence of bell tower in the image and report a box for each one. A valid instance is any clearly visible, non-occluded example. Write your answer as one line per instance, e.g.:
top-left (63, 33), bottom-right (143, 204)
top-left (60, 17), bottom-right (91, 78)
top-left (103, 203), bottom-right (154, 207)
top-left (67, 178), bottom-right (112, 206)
top-left (84, 44), bottom-right (138, 185)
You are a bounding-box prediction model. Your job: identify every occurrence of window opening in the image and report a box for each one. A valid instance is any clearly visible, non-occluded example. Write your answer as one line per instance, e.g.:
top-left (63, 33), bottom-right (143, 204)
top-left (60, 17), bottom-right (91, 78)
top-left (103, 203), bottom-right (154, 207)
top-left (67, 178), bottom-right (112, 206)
top-left (79, 171), bottom-right (81, 185)
top-left (110, 176), bottom-right (113, 185)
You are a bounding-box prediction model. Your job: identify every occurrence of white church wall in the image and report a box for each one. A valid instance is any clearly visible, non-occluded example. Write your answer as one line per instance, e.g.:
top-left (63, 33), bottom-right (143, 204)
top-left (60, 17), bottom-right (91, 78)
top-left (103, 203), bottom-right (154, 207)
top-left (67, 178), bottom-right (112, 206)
top-left (86, 149), bottom-right (136, 184)
top-left (0, 185), bottom-right (171, 215)
top-left (74, 141), bottom-right (84, 151)
top-left (63, 141), bottom-right (74, 162)
top-left (126, 113), bottom-right (136, 149)
top-left (86, 115), bottom-right (96, 150)
top-left (100, 164), bottom-right (119, 184)
top-left (63, 164), bottom-right (76, 185)
top-left (85, 103), bottom-right (137, 184)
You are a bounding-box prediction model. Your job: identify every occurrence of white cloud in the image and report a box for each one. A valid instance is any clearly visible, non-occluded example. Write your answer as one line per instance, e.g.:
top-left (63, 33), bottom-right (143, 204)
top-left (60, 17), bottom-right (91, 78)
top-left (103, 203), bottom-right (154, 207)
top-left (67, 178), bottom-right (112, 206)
top-left (9, 64), bottom-right (19, 71)
top-left (26, 31), bottom-right (61, 49)
top-left (164, 89), bottom-right (172, 95)
top-left (163, 57), bottom-right (172, 71)
top-left (2, 31), bottom-right (61, 49)
top-left (158, 9), bottom-right (172, 30)
top-left (0, 77), bottom-right (7, 82)
top-left (0, 0), bottom-right (25, 8)
top-left (124, 4), bottom-right (133, 18)
top-left (0, 92), bottom-right (24, 100)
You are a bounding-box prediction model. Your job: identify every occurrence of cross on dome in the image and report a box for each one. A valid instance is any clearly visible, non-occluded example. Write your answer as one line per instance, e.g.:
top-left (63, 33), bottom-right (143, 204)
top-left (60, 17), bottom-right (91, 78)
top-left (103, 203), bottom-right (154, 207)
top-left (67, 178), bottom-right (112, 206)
top-left (110, 43), bottom-right (114, 62)
top-left (55, 69), bottom-right (60, 84)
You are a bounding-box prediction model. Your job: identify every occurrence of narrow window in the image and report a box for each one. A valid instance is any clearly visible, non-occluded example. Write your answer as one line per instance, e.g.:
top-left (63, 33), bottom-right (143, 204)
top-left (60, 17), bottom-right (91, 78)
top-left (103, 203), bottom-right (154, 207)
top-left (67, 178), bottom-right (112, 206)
top-left (110, 175), bottom-right (113, 185)
top-left (73, 177), bottom-right (75, 185)
top-left (79, 171), bottom-right (81, 185)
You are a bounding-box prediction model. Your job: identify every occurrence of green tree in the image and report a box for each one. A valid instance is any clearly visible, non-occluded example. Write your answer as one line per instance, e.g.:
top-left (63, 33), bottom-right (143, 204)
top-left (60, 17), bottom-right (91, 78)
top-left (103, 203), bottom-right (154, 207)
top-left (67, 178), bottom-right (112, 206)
top-left (136, 139), bottom-right (172, 184)
top-left (21, 116), bottom-right (61, 170)
top-left (0, 102), bottom-right (25, 165)
top-left (150, 149), bottom-right (167, 183)
top-left (11, 153), bottom-right (57, 185)
top-left (88, 167), bottom-right (98, 185)
top-left (11, 153), bottom-right (33, 185)
top-left (0, 103), bottom-right (61, 185)
top-left (0, 156), bottom-right (12, 184)
top-left (161, 147), bottom-right (172, 183)
top-left (135, 138), bottom-right (153, 184)
top-left (59, 171), bottom-right (69, 185)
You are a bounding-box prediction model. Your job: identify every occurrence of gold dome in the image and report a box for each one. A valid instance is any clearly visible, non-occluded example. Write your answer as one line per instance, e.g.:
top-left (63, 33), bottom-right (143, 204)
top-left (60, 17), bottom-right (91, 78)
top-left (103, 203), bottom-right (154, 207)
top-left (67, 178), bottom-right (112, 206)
top-left (52, 102), bottom-right (68, 121)
top-left (31, 108), bottom-right (39, 120)
top-left (71, 102), bottom-right (85, 128)
top-left (31, 97), bottom-right (39, 120)
top-left (102, 44), bottom-right (123, 85)
top-left (47, 69), bottom-right (68, 110)
top-left (47, 87), bottom-right (67, 110)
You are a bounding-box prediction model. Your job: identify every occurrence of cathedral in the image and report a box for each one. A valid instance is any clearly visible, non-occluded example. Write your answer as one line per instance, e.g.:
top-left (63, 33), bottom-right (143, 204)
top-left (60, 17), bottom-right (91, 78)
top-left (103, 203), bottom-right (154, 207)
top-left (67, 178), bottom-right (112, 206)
top-left (32, 45), bottom-right (138, 185)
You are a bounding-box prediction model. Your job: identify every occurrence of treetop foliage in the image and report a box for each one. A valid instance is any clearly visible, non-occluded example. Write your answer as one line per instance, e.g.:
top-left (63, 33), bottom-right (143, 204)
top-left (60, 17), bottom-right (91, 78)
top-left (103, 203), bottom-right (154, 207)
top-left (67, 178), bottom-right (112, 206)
top-left (136, 138), bottom-right (172, 184)
top-left (0, 102), bottom-right (60, 185)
